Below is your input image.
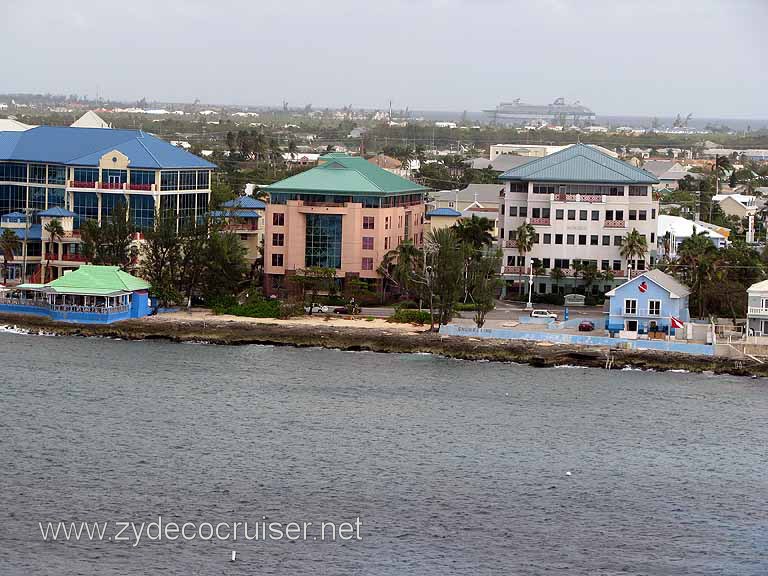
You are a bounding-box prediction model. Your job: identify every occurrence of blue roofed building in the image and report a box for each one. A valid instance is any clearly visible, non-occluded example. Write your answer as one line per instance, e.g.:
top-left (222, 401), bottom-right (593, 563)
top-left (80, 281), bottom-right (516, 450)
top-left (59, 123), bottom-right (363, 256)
top-left (498, 143), bottom-right (660, 296)
top-left (0, 125), bottom-right (215, 284)
top-left (604, 269), bottom-right (690, 337)
top-left (211, 195), bottom-right (267, 263)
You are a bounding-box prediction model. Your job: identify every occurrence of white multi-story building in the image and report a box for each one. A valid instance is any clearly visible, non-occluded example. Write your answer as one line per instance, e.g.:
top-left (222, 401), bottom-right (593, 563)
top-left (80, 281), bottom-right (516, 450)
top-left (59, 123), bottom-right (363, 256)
top-left (498, 144), bottom-right (659, 295)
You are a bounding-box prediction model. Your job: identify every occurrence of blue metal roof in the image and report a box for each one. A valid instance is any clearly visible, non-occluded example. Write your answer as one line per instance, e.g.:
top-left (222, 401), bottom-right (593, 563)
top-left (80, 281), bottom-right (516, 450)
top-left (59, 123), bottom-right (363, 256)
top-left (426, 207), bottom-right (462, 217)
top-left (210, 209), bottom-right (260, 219)
top-left (2, 224), bottom-right (42, 240)
top-left (0, 126), bottom-right (216, 170)
top-left (1, 211), bottom-right (27, 221)
top-left (499, 143), bottom-right (659, 184)
top-left (221, 196), bottom-right (267, 209)
top-left (39, 207), bottom-right (77, 217)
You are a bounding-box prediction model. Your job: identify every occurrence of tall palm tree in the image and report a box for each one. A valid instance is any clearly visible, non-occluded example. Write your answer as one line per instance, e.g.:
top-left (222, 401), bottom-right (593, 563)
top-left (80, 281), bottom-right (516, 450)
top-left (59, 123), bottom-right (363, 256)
top-left (377, 240), bottom-right (423, 301)
top-left (43, 218), bottom-right (65, 282)
top-left (515, 222), bottom-right (536, 297)
top-left (677, 231), bottom-right (718, 318)
top-left (714, 155), bottom-right (733, 195)
top-left (619, 228), bottom-right (648, 278)
top-left (453, 215), bottom-right (494, 250)
top-left (0, 228), bottom-right (20, 284)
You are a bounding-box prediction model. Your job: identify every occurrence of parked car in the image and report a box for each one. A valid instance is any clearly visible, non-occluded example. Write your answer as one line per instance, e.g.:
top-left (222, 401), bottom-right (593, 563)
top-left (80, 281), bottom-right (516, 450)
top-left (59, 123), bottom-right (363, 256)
top-left (304, 304), bottom-right (329, 314)
top-left (578, 320), bottom-right (595, 332)
top-left (333, 303), bottom-right (361, 315)
top-left (530, 309), bottom-right (558, 320)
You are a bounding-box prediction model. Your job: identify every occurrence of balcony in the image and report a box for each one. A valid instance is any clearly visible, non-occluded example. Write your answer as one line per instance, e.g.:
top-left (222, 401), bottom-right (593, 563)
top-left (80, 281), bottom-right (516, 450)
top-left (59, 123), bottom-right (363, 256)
top-left (100, 182), bottom-right (124, 190)
top-left (604, 220), bottom-right (626, 228)
top-left (748, 306), bottom-right (768, 317)
top-left (530, 217), bottom-right (550, 226)
top-left (128, 183), bottom-right (153, 191)
top-left (553, 193), bottom-right (605, 203)
top-left (70, 180), bottom-right (97, 189)
top-left (504, 239), bottom-right (517, 248)
top-left (622, 308), bottom-right (662, 317)
top-left (503, 266), bottom-right (526, 275)
top-left (61, 254), bottom-right (87, 262)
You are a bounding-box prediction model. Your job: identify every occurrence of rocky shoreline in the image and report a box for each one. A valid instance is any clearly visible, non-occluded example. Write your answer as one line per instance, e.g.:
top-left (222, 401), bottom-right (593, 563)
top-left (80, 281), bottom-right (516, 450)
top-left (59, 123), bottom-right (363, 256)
top-left (0, 312), bottom-right (765, 377)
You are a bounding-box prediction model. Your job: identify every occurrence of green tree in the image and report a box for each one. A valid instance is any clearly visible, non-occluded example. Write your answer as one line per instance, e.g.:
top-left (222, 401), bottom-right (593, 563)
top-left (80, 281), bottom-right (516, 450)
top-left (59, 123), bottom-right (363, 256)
top-left (141, 211), bottom-right (183, 309)
top-left (514, 222), bottom-right (536, 297)
top-left (377, 240), bottom-right (423, 303)
top-left (468, 248), bottom-right (502, 328)
top-left (619, 228), bottom-right (648, 277)
top-left (289, 267), bottom-right (336, 314)
top-left (453, 215), bottom-right (494, 249)
top-left (80, 202), bottom-right (135, 268)
top-left (550, 267), bottom-right (565, 293)
top-left (423, 227), bottom-right (463, 328)
top-left (0, 228), bottom-right (20, 284)
top-left (43, 218), bottom-right (64, 282)
top-left (675, 231), bottom-right (718, 318)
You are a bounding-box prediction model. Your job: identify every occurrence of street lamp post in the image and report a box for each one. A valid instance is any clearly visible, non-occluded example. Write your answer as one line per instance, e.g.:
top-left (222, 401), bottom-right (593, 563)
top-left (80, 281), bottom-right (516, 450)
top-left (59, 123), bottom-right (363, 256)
top-left (525, 265), bottom-right (534, 309)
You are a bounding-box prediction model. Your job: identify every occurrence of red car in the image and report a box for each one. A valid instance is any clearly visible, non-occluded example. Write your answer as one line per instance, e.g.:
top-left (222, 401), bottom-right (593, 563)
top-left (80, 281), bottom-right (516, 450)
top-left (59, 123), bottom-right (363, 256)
top-left (578, 320), bottom-right (595, 332)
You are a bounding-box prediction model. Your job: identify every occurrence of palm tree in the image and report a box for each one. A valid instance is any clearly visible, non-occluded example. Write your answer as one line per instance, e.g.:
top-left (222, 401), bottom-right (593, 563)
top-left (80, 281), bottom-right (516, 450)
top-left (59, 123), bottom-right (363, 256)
top-left (515, 222), bottom-right (535, 297)
top-left (43, 218), bottom-right (64, 282)
top-left (377, 240), bottom-right (423, 302)
top-left (550, 267), bottom-right (565, 294)
top-left (619, 228), bottom-right (648, 278)
top-left (714, 155), bottom-right (733, 195)
top-left (677, 231), bottom-right (718, 318)
top-left (453, 215), bottom-right (494, 250)
top-left (0, 228), bottom-right (20, 284)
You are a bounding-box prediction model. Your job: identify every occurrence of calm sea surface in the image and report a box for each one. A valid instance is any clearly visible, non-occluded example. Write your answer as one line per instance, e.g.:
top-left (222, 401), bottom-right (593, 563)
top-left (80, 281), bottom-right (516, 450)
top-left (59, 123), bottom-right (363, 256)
top-left (1, 331), bottom-right (767, 575)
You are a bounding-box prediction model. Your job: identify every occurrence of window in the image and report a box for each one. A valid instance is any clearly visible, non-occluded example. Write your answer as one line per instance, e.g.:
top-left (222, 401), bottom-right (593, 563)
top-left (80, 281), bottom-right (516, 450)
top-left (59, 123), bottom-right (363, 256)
top-left (362, 236), bottom-right (374, 250)
top-left (650, 232), bottom-right (655, 243)
top-left (614, 236), bottom-right (622, 246)
top-left (590, 235), bottom-right (598, 246)
top-left (72, 191), bottom-right (98, 228)
top-left (556, 209), bottom-right (564, 220)
top-left (615, 210), bottom-right (624, 220)
top-left (532, 208), bottom-right (541, 218)
top-left (567, 210), bottom-right (576, 220)
top-left (179, 171), bottom-right (197, 190)
top-left (608, 186), bottom-right (624, 196)
top-left (652, 209), bottom-right (656, 219)
top-left (639, 210), bottom-right (647, 221)
top-left (272, 212), bottom-right (285, 226)
top-left (306, 214), bottom-right (342, 268)
top-left (48, 165), bottom-right (66, 185)
top-left (271, 253), bottom-right (284, 267)
top-left (605, 210), bottom-right (613, 220)
top-left (567, 234), bottom-right (575, 245)
top-left (519, 206), bottom-right (528, 217)
top-left (160, 171), bottom-right (179, 191)
top-left (533, 184), bottom-right (555, 194)
top-left (272, 233), bottom-right (285, 247)
top-left (591, 210), bottom-right (599, 221)
top-left (101, 193), bottom-right (127, 221)
top-left (624, 299), bottom-right (638, 315)
top-left (73, 168), bottom-right (98, 184)
top-left (197, 171), bottom-right (210, 190)
top-left (629, 210), bottom-right (637, 221)
top-left (29, 164), bottom-right (46, 184)
top-left (602, 235), bottom-right (610, 246)
top-left (130, 194), bottom-right (155, 230)
top-left (555, 234), bottom-right (563, 245)
top-left (601, 260), bottom-right (609, 270)
top-left (508, 206), bottom-right (517, 217)
top-left (362, 257), bottom-right (374, 270)
top-left (578, 235), bottom-right (587, 245)
top-left (579, 210), bottom-right (587, 221)
top-left (649, 300), bottom-right (661, 316)
top-left (542, 258), bottom-right (550, 268)
top-left (500, 205), bottom-right (505, 216)
top-left (613, 260), bottom-right (621, 271)
top-left (130, 170), bottom-right (156, 189)
top-left (534, 233), bottom-right (540, 244)
top-left (178, 193), bottom-right (197, 228)
top-left (543, 233), bottom-right (551, 244)
top-left (48, 188), bottom-right (65, 209)
top-left (363, 216), bottom-right (375, 229)
top-left (629, 186), bottom-right (647, 196)
top-left (507, 256), bottom-right (515, 266)
top-left (555, 258), bottom-right (569, 269)
top-left (384, 237), bottom-right (390, 250)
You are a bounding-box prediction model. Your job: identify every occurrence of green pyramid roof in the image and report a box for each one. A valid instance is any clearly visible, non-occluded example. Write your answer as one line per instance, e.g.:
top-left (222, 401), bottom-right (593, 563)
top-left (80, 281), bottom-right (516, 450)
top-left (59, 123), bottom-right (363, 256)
top-left (499, 143), bottom-right (659, 184)
top-left (45, 265), bottom-right (150, 295)
top-left (266, 154), bottom-right (427, 196)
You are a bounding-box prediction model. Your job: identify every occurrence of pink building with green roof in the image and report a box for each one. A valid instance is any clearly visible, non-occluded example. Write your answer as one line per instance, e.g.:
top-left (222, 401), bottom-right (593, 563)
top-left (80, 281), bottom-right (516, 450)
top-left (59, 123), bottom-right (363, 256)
top-left (263, 154), bottom-right (428, 296)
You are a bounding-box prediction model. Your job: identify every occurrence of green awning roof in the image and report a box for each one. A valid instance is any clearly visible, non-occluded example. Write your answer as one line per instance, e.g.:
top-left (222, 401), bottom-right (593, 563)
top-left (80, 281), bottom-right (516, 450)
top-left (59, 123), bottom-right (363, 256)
top-left (266, 154), bottom-right (428, 195)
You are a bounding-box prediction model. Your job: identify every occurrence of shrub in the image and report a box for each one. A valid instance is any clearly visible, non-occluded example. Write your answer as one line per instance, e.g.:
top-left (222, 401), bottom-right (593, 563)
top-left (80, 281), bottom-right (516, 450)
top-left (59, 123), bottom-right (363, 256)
top-left (454, 302), bottom-right (478, 311)
top-left (396, 300), bottom-right (419, 309)
top-left (390, 309), bottom-right (432, 325)
top-left (217, 299), bottom-right (282, 318)
top-left (532, 293), bottom-right (565, 306)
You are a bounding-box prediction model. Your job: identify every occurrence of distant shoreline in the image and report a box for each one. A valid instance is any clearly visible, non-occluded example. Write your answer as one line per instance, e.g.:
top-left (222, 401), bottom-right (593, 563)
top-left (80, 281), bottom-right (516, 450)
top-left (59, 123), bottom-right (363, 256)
top-left (0, 312), bottom-right (764, 378)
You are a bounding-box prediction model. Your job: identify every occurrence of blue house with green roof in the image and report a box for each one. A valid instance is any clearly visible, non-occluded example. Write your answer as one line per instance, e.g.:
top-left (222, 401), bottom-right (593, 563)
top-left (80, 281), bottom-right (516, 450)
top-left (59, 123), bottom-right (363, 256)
top-left (262, 154), bottom-right (428, 296)
top-left (0, 265), bottom-right (151, 323)
top-left (497, 143), bottom-right (659, 296)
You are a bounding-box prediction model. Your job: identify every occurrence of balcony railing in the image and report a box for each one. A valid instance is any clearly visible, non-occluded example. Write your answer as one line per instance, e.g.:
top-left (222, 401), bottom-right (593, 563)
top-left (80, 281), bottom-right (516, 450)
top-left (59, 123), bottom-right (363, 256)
top-left (604, 220), bottom-right (626, 228)
top-left (504, 239), bottom-right (517, 248)
top-left (552, 193), bottom-right (605, 203)
top-left (530, 217), bottom-right (550, 226)
top-left (128, 183), bottom-right (153, 191)
top-left (61, 254), bottom-right (87, 262)
top-left (100, 182), bottom-right (124, 190)
top-left (622, 308), bottom-right (662, 317)
top-left (503, 266), bottom-right (526, 275)
top-left (748, 306), bottom-right (768, 316)
top-left (70, 180), bottom-right (97, 189)
top-left (0, 297), bottom-right (48, 308)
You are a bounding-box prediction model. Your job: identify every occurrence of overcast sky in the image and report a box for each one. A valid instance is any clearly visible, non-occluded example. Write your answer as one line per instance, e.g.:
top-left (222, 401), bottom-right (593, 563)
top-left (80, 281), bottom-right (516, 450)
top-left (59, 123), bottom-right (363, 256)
top-left (1, 0), bottom-right (765, 118)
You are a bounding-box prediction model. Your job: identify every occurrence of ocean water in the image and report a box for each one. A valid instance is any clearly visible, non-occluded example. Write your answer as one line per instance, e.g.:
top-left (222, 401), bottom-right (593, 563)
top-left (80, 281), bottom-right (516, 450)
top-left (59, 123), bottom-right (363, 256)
top-left (1, 332), bottom-right (767, 575)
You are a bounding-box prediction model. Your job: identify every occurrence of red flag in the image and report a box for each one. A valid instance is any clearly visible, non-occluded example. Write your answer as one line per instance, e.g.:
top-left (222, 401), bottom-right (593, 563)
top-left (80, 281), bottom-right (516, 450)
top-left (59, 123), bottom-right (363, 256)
top-left (670, 316), bottom-right (684, 329)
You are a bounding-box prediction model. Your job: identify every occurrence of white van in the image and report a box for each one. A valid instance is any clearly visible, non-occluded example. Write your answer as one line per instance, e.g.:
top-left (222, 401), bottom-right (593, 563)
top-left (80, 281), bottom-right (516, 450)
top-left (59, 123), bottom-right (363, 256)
top-left (530, 309), bottom-right (558, 320)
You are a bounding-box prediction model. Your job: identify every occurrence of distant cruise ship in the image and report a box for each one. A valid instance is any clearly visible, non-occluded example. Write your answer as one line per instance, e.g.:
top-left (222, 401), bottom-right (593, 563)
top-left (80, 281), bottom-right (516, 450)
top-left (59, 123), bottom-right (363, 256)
top-left (484, 98), bottom-right (595, 126)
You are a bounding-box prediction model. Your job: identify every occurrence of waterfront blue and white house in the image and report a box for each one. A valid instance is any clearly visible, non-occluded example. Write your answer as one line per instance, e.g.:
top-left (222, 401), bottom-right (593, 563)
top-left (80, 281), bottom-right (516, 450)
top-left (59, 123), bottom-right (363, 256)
top-left (605, 269), bottom-right (690, 336)
top-left (0, 125), bottom-right (215, 283)
top-left (746, 279), bottom-right (768, 336)
top-left (0, 265), bottom-right (150, 324)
